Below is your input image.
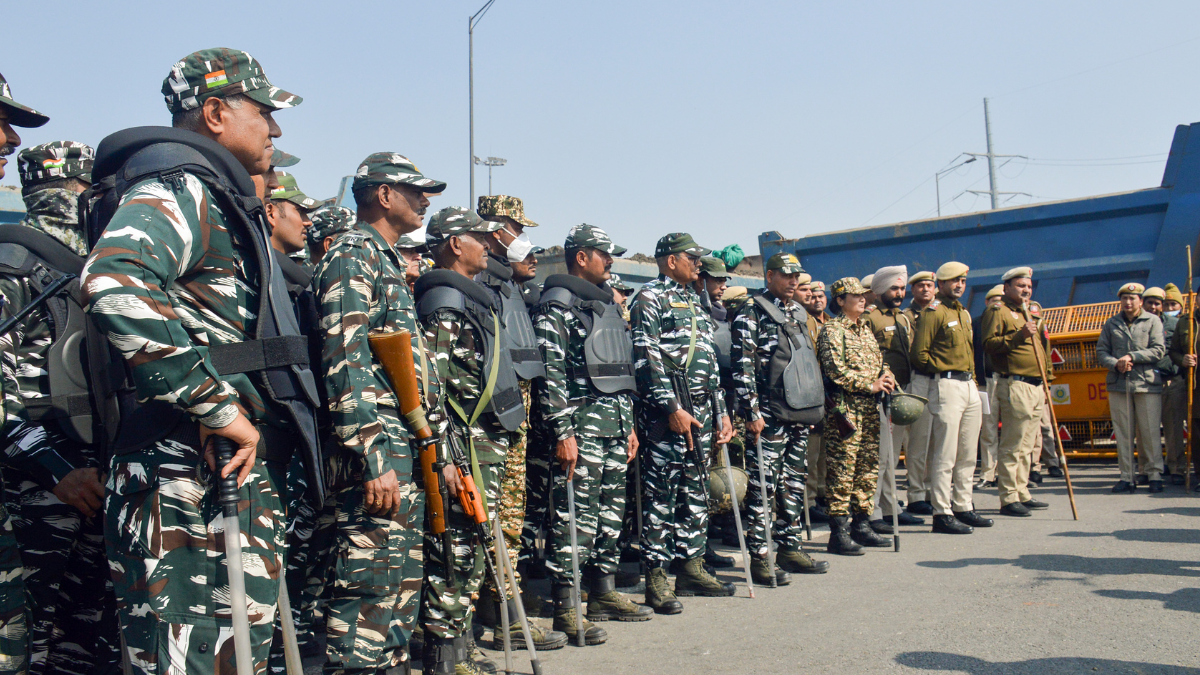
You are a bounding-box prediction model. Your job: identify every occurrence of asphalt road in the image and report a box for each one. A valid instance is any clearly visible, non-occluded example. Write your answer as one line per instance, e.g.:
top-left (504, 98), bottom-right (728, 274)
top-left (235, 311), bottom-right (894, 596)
top-left (470, 461), bottom-right (1199, 675)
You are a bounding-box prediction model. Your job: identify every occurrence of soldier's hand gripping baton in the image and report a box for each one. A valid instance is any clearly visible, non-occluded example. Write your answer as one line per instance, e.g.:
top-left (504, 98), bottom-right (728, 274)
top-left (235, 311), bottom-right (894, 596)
top-left (719, 428), bottom-right (755, 598)
top-left (213, 436), bottom-right (254, 675)
top-left (367, 330), bottom-right (455, 579)
top-left (565, 474), bottom-right (585, 647)
top-left (754, 435), bottom-right (776, 588)
top-left (878, 399), bottom-right (900, 553)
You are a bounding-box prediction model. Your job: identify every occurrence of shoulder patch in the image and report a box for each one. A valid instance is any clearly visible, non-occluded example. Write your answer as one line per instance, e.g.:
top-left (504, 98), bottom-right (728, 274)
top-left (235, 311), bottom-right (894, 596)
top-left (670, 301), bottom-right (689, 308)
top-left (930, 299), bottom-right (941, 308)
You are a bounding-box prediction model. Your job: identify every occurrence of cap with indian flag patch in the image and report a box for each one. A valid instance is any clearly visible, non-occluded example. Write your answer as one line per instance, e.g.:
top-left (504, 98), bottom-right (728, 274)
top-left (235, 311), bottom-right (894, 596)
top-left (162, 48), bottom-right (301, 114)
top-left (17, 141), bottom-right (94, 189)
top-left (270, 170), bottom-right (320, 210)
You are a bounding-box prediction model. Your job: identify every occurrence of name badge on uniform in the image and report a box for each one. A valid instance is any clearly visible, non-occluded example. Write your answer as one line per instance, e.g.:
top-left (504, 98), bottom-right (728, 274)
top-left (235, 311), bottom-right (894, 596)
top-left (948, 320), bottom-right (958, 327)
top-left (1011, 311), bottom-right (1023, 320)
top-left (670, 302), bottom-right (689, 308)
top-left (885, 325), bottom-right (896, 332)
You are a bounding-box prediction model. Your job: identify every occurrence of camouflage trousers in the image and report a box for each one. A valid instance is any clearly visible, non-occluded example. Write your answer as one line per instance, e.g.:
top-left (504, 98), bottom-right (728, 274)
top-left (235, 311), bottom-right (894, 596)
top-left (106, 435), bottom-right (289, 675)
top-left (267, 453), bottom-right (319, 674)
top-left (824, 393), bottom-right (881, 517)
top-left (482, 384), bottom-right (530, 600)
top-left (638, 399), bottom-right (714, 568)
top-left (421, 460), bottom-right (502, 640)
top-left (6, 474), bottom-right (120, 675)
top-left (743, 416), bottom-right (808, 558)
top-left (324, 412), bottom-right (425, 674)
top-left (0, 503), bottom-right (27, 675)
top-left (547, 436), bottom-right (628, 587)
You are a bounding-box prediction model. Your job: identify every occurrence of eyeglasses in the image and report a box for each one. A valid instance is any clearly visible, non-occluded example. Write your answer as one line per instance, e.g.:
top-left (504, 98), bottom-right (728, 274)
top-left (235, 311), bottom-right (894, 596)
top-left (681, 253), bottom-right (701, 266)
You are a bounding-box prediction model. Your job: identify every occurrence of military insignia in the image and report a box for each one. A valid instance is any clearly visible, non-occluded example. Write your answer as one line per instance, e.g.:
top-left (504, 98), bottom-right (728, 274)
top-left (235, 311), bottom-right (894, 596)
top-left (1011, 311), bottom-right (1022, 320)
top-left (670, 301), bottom-right (689, 308)
top-left (41, 157), bottom-right (65, 169)
top-left (205, 70), bottom-right (229, 88)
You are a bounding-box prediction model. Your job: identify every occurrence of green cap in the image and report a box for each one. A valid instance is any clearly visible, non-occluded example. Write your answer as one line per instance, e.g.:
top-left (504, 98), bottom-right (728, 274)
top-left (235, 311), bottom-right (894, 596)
top-left (609, 273), bottom-right (634, 292)
top-left (654, 232), bottom-right (710, 258)
top-left (765, 252), bottom-right (803, 274)
top-left (308, 204), bottom-right (356, 242)
top-left (831, 277), bottom-right (868, 296)
top-left (478, 195), bottom-right (539, 228)
top-left (271, 148), bottom-right (300, 167)
top-left (18, 141), bottom-right (94, 188)
top-left (396, 232), bottom-right (425, 250)
top-left (565, 223), bottom-right (627, 256)
top-left (162, 48), bottom-right (301, 114)
top-left (269, 170), bottom-right (319, 210)
top-left (699, 256), bottom-right (731, 278)
top-left (0, 72), bottom-right (49, 128)
top-left (352, 152), bottom-right (446, 194)
top-left (425, 206), bottom-right (503, 248)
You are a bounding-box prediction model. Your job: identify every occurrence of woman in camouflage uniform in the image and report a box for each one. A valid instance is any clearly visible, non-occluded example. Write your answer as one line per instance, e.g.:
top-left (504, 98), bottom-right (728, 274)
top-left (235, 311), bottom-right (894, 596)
top-left (817, 277), bottom-right (896, 556)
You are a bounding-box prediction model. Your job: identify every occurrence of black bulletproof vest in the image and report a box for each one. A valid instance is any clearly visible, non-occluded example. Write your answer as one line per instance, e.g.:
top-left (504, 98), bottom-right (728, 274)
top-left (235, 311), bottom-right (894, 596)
top-left (414, 270), bottom-right (526, 432)
top-left (477, 256), bottom-right (544, 380)
top-left (537, 274), bottom-right (636, 395)
top-left (752, 294), bottom-right (825, 424)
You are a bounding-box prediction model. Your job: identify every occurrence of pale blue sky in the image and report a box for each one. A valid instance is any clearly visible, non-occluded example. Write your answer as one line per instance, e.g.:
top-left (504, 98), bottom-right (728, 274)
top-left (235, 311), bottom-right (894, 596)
top-left (4, 1), bottom-right (1198, 256)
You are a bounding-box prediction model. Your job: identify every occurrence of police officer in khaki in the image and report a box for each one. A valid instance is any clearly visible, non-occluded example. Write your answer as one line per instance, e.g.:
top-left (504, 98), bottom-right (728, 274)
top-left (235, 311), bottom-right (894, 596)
top-left (902, 270), bottom-right (937, 515)
top-left (982, 267), bottom-right (1053, 517)
top-left (910, 262), bottom-right (994, 534)
top-left (977, 285), bottom-right (1005, 488)
top-left (863, 265), bottom-right (924, 531)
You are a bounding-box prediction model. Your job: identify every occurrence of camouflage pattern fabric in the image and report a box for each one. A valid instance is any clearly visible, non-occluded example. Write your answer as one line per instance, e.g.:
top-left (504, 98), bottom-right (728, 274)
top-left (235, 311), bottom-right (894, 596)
top-left (16, 142), bottom-right (93, 194)
top-left (638, 399), bottom-right (714, 567)
top-left (0, 504), bottom-right (27, 675)
top-left (161, 48), bottom-right (301, 113)
top-left (267, 454), bottom-right (318, 674)
top-left (477, 195), bottom-right (539, 229)
top-left (17, 186), bottom-right (87, 256)
top-left (352, 153), bottom-right (446, 194)
top-left (82, 172), bottom-right (284, 431)
top-left (308, 204), bottom-right (356, 247)
top-left (0, 70), bottom-right (49, 127)
top-left (547, 435), bottom-right (629, 584)
top-left (817, 313), bottom-right (886, 517)
top-left (519, 400), bottom-right (552, 566)
top-left (742, 417), bottom-right (808, 558)
top-left (2, 424), bottom-right (119, 675)
top-left (106, 439), bottom-right (289, 675)
top-left (313, 222), bottom-right (439, 671)
top-left (482, 381), bottom-right (532, 603)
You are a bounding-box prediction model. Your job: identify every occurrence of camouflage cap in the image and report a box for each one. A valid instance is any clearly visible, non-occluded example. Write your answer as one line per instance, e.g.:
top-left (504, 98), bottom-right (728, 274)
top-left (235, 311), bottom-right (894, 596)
top-left (565, 223), bottom-right (627, 256)
top-left (425, 206), bottom-right (504, 248)
top-left (831, 277), bottom-right (867, 296)
top-left (699, 256), bottom-right (731, 278)
top-left (308, 204), bottom-right (356, 241)
top-left (269, 170), bottom-right (320, 210)
top-left (655, 233), bottom-right (710, 258)
top-left (478, 195), bottom-right (538, 228)
top-left (271, 147), bottom-right (300, 167)
top-left (0, 72), bottom-right (49, 128)
top-left (608, 273), bottom-right (634, 292)
top-left (17, 141), bottom-right (94, 188)
top-left (765, 252), bottom-right (803, 274)
top-left (353, 152), bottom-right (446, 194)
top-left (162, 48), bottom-right (301, 114)
top-left (396, 232), bottom-right (425, 249)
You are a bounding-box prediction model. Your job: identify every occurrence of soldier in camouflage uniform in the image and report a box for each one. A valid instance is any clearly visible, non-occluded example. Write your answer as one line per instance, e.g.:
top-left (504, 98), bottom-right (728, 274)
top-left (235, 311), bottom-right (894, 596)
top-left (313, 153), bottom-right (447, 674)
top-left (266, 170), bottom-right (319, 264)
top-left (534, 225), bottom-right (651, 644)
top-left (82, 49), bottom-right (316, 675)
top-left (631, 233), bottom-right (736, 615)
top-left (816, 278), bottom-right (896, 556)
top-left (419, 208), bottom-right (566, 675)
top-left (731, 253), bottom-right (831, 584)
top-left (309, 204), bottom-right (357, 261)
top-left (0, 75), bottom-right (49, 675)
top-left (0, 142), bottom-right (122, 675)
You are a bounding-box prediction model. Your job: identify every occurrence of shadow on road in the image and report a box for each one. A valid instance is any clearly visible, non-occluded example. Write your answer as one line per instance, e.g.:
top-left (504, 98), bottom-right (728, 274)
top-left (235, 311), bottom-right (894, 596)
top-left (1092, 586), bottom-right (1200, 613)
top-left (894, 651), bottom-right (1200, 674)
top-left (917, 554), bottom-right (1200, 577)
top-left (1050, 528), bottom-right (1200, 544)
top-left (1124, 506), bottom-right (1200, 517)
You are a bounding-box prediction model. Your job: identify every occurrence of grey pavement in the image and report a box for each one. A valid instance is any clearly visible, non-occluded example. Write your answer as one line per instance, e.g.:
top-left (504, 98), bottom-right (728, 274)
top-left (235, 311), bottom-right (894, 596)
top-left (471, 461), bottom-right (1199, 675)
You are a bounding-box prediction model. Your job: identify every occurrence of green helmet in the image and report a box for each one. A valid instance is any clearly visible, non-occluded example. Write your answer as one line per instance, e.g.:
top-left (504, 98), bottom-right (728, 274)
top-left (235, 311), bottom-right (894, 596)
top-left (889, 392), bottom-right (928, 426)
top-left (707, 465), bottom-right (749, 514)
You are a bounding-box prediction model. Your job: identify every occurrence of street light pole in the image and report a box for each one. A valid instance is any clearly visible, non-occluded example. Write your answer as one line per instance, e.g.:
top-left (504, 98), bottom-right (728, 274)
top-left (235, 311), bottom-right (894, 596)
top-left (935, 156), bottom-right (977, 217)
top-left (469, 0), bottom-right (498, 209)
top-left (481, 156), bottom-right (507, 195)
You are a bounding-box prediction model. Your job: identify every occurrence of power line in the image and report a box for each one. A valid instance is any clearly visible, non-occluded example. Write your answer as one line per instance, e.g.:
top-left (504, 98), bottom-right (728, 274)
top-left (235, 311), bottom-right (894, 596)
top-left (993, 35), bottom-right (1200, 99)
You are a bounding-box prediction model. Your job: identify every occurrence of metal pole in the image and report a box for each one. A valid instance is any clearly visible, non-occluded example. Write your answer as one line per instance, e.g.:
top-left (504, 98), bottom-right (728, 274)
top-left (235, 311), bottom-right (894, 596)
top-left (935, 173), bottom-right (941, 218)
top-left (566, 477), bottom-right (585, 647)
top-left (984, 97), bottom-right (998, 209)
top-left (489, 164), bottom-right (493, 196)
top-left (1188, 246), bottom-right (1195, 494)
top-left (754, 435), bottom-right (776, 588)
top-left (491, 517), bottom-right (513, 674)
top-left (469, 15), bottom-right (475, 208)
top-left (720, 442), bottom-right (755, 598)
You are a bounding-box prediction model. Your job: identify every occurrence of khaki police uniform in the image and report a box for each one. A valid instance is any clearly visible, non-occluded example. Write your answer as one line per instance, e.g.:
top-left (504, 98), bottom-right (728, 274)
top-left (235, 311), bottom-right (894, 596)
top-left (865, 306), bottom-right (913, 519)
top-left (911, 291), bottom-right (981, 516)
top-left (901, 300), bottom-right (935, 506)
top-left (805, 310), bottom-right (827, 507)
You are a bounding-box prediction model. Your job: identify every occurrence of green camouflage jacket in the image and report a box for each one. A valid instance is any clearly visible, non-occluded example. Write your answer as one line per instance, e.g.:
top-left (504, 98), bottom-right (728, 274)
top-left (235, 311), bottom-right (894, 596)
top-left (313, 223), bottom-right (442, 482)
top-left (817, 312), bottom-right (887, 397)
top-left (630, 275), bottom-right (726, 420)
top-left (533, 300), bottom-right (634, 441)
top-left (421, 304), bottom-right (508, 465)
top-left (82, 173), bottom-right (283, 431)
top-left (730, 289), bottom-right (806, 421)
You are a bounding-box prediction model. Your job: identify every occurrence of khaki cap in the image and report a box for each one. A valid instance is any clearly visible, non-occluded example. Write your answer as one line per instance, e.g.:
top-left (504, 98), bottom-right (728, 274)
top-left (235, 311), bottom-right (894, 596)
top-left (909, 271), bottom-right (934, 285)
top-left (796, 273), bottom-right (812, 286)
top-left (1002, 266), bottom-right (1032, 281)
top-left (1118, 282), bottom-right (1145, 297)
top-left (985, 284), bottom-right (1004, 300)
top-left (1141, 286), bottom-right (1165, 300)
top-left (936, 261), bottom-right (969, 281)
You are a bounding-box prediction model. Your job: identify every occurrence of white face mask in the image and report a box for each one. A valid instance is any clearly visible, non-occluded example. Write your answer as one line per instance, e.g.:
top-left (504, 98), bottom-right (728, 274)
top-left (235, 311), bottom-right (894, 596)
top-left (1165, 310), bottom-right (1181, 317)
top-left (503, 231), bottom-right (534, 263)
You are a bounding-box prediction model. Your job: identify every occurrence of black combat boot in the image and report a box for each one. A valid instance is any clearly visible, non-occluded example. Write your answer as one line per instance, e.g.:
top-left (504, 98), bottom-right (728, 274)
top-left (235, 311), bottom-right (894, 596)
top-left (704, 543), bottom-right (735, 568)
top-left (932, 514), bottom-right (973, 534)
top-left (586, 573), bottom-right (654, 621)
top-left (850, 513), bottom-right (892, 547)
top-left (422, 636), bottom-right (458, 675)
top-left (826, 516), bottom-right (864, 556)
top-left (644, 564), bottom-right (683, 615)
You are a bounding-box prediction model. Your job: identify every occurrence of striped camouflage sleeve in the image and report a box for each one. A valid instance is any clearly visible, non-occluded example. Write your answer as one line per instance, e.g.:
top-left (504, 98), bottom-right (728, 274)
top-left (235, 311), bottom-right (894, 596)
top-left (314, 238), bottom-right (389, 482)
top-left (533, 304), bottom-right (577, 441)
top-left (630, 287), bottom-right (679, 413)
top-left (0, 278), bottom-right (26, 426)
top-left (81, 176), bottom-right (238, 430)
top-left (730, 305), bottom-right (761, 421)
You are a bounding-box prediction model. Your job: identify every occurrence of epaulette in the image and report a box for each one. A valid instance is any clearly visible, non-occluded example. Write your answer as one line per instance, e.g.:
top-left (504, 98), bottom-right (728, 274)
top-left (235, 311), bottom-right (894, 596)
top-left (929, 299), bottom-right (941, 309)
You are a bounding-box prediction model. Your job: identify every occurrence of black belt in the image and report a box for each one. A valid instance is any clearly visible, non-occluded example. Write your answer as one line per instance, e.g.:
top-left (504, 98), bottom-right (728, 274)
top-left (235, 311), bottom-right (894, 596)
top-left (936, 370), bottom-right (974, 381)
top-left (1004, 374), bottom-right (1044, 386)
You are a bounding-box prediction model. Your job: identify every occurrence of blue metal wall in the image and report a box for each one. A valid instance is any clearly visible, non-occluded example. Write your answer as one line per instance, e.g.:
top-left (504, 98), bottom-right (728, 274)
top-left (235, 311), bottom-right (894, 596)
top-left (761, 121), bottom-right (1200, 315)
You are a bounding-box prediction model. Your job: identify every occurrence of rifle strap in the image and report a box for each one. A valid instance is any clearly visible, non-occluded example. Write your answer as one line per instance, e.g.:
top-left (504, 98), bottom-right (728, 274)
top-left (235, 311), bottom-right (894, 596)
top-left (684, 299), bottom-right (698, 371)
top-left (445, 311), bottom-right (503, 516)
